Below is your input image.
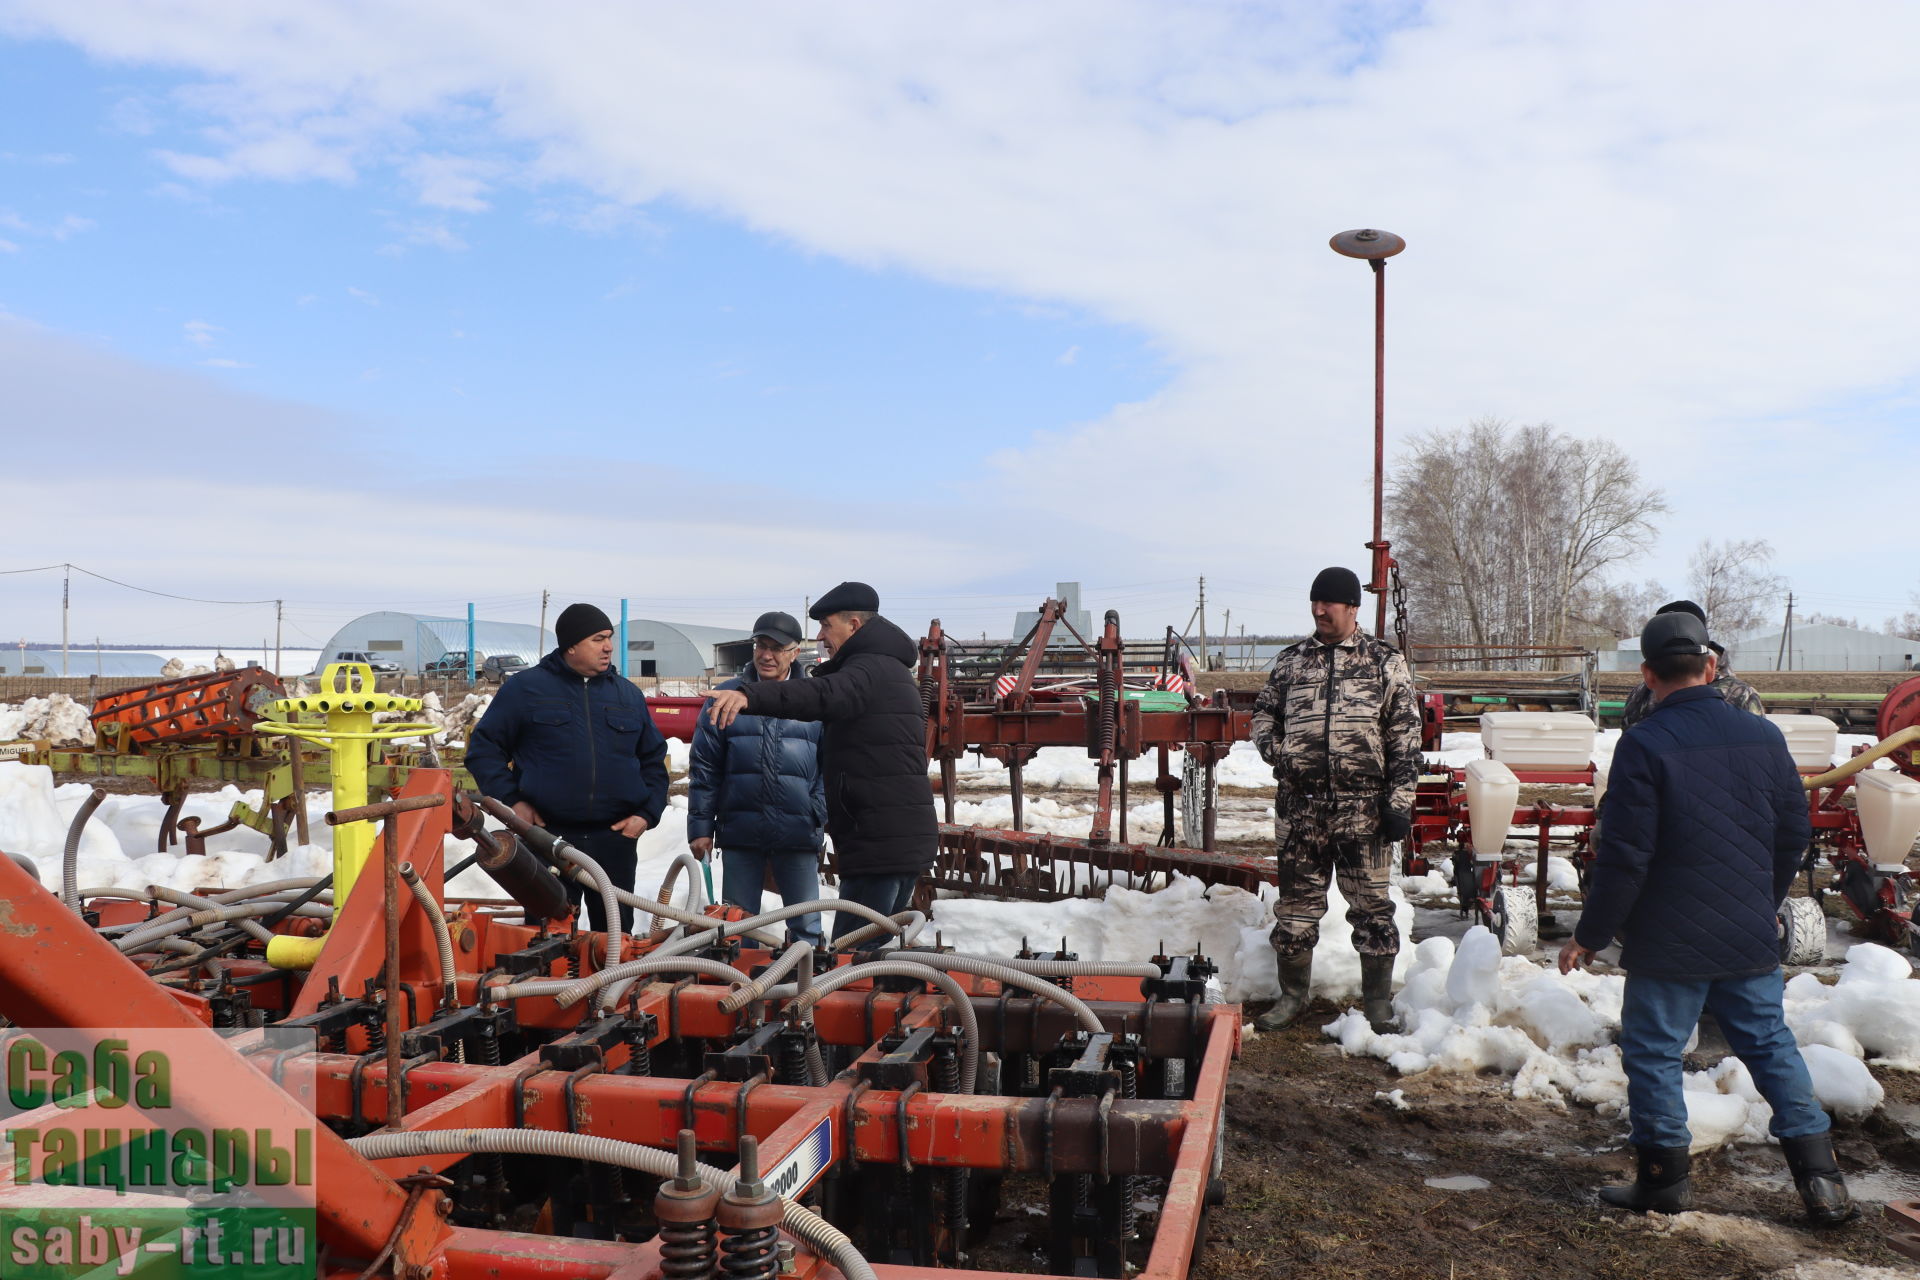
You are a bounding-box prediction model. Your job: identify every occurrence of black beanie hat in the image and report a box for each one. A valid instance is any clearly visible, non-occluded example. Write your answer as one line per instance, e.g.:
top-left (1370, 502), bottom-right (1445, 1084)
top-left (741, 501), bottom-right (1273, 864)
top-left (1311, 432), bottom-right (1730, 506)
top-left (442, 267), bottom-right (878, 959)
top-left (1656, 599), bottom-right (1708, 625)
top-left (1309, 567), bottom-right (1363, 607)
top-left (556, 603), bottom-right (615, 651)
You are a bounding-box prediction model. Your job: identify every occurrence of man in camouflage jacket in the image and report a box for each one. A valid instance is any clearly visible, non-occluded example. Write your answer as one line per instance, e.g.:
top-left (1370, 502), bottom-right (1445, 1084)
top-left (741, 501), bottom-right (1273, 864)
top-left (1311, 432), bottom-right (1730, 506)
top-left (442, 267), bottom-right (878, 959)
top-left (1249, 567), bottom-right (1422, 1034)
top-left (1620, 600), bottom-right (1764, 729)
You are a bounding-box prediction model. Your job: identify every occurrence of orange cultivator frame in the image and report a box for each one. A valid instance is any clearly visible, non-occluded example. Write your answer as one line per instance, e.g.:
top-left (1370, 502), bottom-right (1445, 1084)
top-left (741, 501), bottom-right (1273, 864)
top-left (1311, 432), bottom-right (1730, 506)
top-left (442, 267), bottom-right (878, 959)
top-left (0, 770), bottom-right (1237, 1280)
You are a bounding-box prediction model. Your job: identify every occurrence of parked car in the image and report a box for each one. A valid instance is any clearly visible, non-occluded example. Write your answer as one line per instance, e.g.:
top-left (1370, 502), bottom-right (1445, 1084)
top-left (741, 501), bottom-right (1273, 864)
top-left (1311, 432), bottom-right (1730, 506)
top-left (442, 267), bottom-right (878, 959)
top-left (321, 650), bottom-right (402, 675)
top-left (424, 651), bottom-right (479, 677)
top-left (480, 654), bottom-right (529, 682)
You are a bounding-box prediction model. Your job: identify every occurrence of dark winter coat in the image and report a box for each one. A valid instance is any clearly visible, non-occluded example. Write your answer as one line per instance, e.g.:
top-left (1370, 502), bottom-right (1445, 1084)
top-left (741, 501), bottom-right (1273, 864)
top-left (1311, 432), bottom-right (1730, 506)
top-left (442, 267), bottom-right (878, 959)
top-left (687, 666), bottom-right (826, 853)
top-left (738, 615), bottom-right (936, 877)
top-left (466, 649), bottom-right (670, 828)
top-left (1575, 684), bottom-right (1811, 979)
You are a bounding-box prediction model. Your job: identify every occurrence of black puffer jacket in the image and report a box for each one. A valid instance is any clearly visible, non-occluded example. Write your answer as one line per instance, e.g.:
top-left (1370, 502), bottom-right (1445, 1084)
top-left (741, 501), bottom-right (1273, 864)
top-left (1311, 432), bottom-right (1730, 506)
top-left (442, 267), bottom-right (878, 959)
top-left (738, 615), bottom-right (935, 876)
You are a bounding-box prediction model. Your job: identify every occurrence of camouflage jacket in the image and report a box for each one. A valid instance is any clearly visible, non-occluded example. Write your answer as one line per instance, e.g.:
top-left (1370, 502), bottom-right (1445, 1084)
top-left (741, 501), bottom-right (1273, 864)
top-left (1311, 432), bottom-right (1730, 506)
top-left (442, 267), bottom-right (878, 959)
top-left (1620, 662), bottom-right (1765, 729)
top-left (1250, 630), bottom-right (1422, 831)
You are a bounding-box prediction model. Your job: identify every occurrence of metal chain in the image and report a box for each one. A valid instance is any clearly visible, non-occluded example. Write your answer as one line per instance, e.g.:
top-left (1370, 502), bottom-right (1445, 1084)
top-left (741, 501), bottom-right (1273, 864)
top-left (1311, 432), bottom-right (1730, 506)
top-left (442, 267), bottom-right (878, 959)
top-left (1390, 562), bottom-right (1412, 670)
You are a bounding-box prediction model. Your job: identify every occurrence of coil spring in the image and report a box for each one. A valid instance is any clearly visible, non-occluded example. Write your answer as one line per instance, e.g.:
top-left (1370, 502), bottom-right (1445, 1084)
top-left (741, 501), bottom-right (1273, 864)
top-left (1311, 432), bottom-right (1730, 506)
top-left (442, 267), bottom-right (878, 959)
top-left (625, 1022), bottom-right (652, 1077)
top-left (931, 1048), bottom-right (970, 1235)
top-left (659, 1220), bottom-right (717, 1279)
top-left (919, 674), bottom-right (938, 716)
top-left (1096, 664), bottom-right (1119, 753)
top-left (566, 948), bottom-right (581, 980)
top-left (718, 1223), bottom-right (777, 1279)
top-left (1117, 1056), bottom-right (1140, 1238)
top-left (777, 1037), bottom-right (808, 1086)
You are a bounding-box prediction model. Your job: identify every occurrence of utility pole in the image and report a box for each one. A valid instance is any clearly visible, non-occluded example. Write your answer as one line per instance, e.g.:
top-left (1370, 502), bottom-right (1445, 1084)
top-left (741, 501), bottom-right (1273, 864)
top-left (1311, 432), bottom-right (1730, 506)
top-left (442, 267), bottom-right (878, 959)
top-left (1777, 592), bottom-right (1794, 672)
top-left (537, 589), bottom-right (550, 653)
top-left (1197, 576), bottom-right (1209, 670)
top-left (1221, 608), bottom-right (1231, 672)
top-left (61, 564), bottom-right (70, 677)
top-left (274, 599), bottom-right (283, 674)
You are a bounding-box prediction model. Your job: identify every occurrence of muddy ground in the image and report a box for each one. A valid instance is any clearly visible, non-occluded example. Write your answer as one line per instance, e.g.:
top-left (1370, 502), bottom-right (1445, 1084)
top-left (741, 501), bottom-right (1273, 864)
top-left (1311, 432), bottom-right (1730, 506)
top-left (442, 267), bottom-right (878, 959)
top-left (1191, 1012), bottom-right (1920, 1280)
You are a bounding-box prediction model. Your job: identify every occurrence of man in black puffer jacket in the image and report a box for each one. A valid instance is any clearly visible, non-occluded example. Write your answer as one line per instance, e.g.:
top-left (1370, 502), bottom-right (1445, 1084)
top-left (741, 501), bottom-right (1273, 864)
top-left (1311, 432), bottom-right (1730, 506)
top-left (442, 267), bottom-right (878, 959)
top-left (688, 611), bottom-right (826, 946)
top-left (701, 582), bottom-right (935, 945)
top-left (1560, 611), bottom-right (1851, 1226)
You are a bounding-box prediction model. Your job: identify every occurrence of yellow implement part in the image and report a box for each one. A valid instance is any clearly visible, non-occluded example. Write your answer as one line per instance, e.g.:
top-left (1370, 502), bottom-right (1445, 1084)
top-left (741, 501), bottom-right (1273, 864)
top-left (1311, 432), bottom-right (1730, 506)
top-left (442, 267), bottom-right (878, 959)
top-left (251, 663), bottom-right (437, 968)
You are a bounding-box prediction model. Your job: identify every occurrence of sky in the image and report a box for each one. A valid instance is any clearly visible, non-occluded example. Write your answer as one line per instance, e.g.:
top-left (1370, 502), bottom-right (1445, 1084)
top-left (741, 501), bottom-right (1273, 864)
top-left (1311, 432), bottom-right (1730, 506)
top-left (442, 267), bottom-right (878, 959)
top-left (1, 1), bottom-right (1917, 651)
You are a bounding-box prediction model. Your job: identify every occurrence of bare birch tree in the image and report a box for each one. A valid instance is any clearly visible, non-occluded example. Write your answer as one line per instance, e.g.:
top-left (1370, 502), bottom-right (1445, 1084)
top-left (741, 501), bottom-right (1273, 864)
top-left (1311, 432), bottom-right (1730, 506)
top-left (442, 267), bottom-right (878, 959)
top-left (1686, 538), bottom-right (1785, 638)
top-left (1386, 419), bottom-right (1667, 651)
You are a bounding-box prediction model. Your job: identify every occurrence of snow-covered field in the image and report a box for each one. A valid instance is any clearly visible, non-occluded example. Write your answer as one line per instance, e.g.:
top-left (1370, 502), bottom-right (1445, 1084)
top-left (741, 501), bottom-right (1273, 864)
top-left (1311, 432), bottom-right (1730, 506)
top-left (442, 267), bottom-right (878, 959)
top-left (2, 719), bottom-right (1916, 1155)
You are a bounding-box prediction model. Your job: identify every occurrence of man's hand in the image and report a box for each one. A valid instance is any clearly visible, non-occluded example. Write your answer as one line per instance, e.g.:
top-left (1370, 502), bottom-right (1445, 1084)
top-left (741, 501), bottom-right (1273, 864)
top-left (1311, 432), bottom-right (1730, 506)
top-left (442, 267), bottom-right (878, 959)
top-left (1557, 939), bottom-right (1596, 974)
top-left (512, 801), bottom-right (544, 828)
top-left (704, 688), bottom-right (750, 729)
top-left (611, 815), bottom-right (651, 839)
top-left (1379, 809), bottom-right (1412, 843)
top-left (689, 836), bottom-right (713, 861)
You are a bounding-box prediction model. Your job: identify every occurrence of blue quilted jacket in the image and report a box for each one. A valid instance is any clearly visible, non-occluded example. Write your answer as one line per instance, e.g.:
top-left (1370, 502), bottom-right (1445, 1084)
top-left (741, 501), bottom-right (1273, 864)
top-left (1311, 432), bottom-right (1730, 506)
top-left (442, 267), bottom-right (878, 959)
top-left (687, 666), bottom-right (826, 853)
top-left (1575, 684), bottom-right (1812, 979)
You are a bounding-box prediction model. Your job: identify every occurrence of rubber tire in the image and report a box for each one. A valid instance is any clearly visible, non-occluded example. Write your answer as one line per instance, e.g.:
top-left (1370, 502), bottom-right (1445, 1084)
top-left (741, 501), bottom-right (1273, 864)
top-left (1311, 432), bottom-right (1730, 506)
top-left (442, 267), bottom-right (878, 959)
top-left (1779, 895), bottom-right (1827, 967)
top-left (1178, 751), bottom-right (1216, 848)
top-left (1494, 885), bottom-right (1538, 956)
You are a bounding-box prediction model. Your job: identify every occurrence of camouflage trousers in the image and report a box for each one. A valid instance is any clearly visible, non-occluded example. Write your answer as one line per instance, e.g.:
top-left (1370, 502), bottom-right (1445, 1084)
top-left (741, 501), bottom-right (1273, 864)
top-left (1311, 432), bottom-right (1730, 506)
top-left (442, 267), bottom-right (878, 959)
top-left (1269, 809), bottom-right (1400, 961)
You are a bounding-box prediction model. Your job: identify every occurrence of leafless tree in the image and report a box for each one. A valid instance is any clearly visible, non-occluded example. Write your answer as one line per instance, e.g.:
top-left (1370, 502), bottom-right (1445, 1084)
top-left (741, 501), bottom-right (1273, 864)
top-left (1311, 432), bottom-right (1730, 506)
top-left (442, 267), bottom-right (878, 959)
top-left (1686, 538), bottom-right (1785, 638)
top-left (1386, 418), bottom-right (1667, 655)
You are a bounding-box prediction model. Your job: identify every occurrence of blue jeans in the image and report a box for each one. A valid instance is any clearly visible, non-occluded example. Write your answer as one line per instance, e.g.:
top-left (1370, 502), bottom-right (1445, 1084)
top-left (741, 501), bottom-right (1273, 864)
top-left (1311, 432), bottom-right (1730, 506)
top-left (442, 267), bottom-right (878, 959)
top-left (1619, 968), bottom-right (1829, 1148)
top-left (719, 848), bottom-right (823, 947)
top-left (830, 873), bottom-right (919, 949)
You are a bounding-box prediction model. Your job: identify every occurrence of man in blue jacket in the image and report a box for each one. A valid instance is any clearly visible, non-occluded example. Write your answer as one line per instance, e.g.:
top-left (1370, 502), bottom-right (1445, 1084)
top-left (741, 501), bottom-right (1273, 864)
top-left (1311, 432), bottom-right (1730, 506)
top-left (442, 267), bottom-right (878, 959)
top-left (467, 602), bottom-right (669, 933)
top-left (688, 610), bottom-right (826, 947)
top-left (1560, 611), bottom-right (1852, 1225)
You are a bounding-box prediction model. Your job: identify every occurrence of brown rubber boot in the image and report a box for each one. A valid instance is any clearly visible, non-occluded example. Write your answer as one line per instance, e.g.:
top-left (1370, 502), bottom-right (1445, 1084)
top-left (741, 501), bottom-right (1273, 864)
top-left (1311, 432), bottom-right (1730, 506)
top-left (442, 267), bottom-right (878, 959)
top-left (1360, 954), bottom-right (1399, 1034)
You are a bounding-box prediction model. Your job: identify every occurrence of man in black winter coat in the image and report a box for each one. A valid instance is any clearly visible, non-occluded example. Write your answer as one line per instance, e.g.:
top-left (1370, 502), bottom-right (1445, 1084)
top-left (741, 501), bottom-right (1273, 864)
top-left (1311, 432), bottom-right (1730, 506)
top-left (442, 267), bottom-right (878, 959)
top-left (1559, 611), bottom-right (1852, 1225)
top-left (467, 603), bottom-right (670, 933)
top-left (702, 582), bottom-right (936, 946)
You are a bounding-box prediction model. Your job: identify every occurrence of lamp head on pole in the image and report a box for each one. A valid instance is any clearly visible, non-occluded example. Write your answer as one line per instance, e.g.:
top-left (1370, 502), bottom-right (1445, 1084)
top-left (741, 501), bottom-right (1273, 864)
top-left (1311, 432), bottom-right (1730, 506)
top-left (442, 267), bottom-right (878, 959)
top-left (1329, 228), bottom-right (1406, 261)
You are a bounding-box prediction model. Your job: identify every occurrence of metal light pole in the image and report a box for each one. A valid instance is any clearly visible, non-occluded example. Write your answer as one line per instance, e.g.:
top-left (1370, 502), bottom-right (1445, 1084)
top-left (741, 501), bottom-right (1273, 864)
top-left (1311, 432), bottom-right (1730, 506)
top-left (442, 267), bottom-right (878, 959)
top-left (1330, 228), bottom-right (1406, 641)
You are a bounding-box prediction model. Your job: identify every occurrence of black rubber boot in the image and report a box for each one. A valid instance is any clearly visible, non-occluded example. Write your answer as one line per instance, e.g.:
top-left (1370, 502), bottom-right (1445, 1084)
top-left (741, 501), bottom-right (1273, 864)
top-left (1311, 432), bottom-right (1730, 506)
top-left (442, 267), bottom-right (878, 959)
top-left (1598, 1145), bottom-right (1693, 1214)
top-left (1252, 953), bottom-right (1312, 1032)
top-left (1779, 1132), bottom-right (1859, 1227)
top-left (1360, 954), bottom-right (1399, 1034)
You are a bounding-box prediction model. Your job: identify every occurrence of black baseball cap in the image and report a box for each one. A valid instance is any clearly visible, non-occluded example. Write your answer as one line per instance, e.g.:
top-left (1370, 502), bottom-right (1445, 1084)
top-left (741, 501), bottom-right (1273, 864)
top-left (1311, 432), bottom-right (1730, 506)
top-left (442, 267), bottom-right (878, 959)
top-left (1641, 611), bottom-right (1712, 659)
top-left (750, 611), bottom-right (804, 647)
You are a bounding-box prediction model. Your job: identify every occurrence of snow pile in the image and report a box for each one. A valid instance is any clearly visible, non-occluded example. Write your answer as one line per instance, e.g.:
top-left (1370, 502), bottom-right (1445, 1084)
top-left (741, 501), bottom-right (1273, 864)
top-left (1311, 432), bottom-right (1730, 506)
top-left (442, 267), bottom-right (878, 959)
top-left (946, 794), bottom-right (1273, 845)
top-left (931, 874), bottom-right (1416, 1004)
top-left (1324, 927), bottom-right (1905, 1147)
top-left (1784, 944), bottom-right (1920, 1070)
top-left (0, 696), bottom-right (96, 746)
top-left (160, 657), bottom-right (213, 679)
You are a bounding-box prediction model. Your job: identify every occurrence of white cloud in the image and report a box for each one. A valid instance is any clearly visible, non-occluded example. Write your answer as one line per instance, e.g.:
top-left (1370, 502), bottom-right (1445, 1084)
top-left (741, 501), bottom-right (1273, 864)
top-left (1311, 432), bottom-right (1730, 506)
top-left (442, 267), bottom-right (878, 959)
top-left (0, 208), bottom-right (96, 241)
top-left (0, 238), bottom-right (17, 253)
top-left (182, 319), bottom-right (220, 348)
top-left (380, 220), bottom-right (468, 253)
top-left (4, 3), bottom-right (1919, 619)
top-left (199, 356), bottom-right (251, 368)
top-left (346, 286), bottom-right (380, 307)
top-left (405, 152), bottom-right (492, 211)
top-left (1057, 345), bottom-right (1079, 365)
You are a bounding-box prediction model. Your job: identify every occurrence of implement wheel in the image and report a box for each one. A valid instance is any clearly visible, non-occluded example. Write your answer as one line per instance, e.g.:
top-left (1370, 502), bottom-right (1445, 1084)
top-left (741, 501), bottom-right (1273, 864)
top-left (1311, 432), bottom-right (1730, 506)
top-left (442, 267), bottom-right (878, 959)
top-left (1779, 895), bottom-right (1827, 967)
top-left (1493, 885), bottom-right (1537, 955)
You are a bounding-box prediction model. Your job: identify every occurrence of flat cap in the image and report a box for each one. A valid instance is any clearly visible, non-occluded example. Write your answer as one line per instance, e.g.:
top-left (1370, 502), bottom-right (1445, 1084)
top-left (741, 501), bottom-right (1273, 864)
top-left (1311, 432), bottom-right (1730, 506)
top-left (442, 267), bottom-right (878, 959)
top-left (808, 581), bottom-right (879, 620)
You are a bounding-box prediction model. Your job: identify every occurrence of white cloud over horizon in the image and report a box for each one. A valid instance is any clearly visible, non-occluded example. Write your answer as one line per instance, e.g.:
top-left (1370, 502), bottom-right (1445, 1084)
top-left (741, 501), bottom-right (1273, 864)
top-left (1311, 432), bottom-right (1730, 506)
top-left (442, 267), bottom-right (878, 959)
top-left (2, 0), bottom-right (1917, 637)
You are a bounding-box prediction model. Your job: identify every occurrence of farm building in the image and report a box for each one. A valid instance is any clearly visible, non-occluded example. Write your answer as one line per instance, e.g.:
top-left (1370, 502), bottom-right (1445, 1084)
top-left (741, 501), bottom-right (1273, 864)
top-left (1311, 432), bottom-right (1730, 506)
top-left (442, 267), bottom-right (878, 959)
top-left (312, 612), bottom-right (545, 674)
top-left (623, 619), bottom-right (754, 679)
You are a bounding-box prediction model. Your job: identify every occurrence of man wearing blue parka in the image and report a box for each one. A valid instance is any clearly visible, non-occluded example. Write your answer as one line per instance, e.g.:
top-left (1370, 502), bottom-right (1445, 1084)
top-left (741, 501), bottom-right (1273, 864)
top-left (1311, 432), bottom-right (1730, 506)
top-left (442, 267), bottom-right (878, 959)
top-left (467, 602), bottom-right (669, 933)
top-left (687, 610), bottom-right (826, 946)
